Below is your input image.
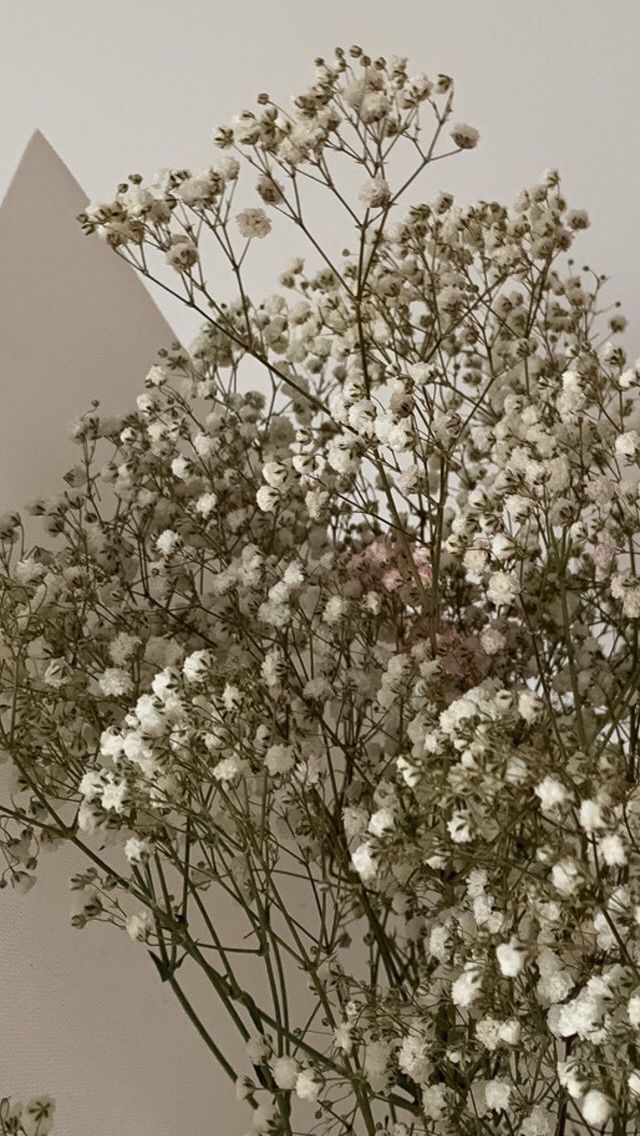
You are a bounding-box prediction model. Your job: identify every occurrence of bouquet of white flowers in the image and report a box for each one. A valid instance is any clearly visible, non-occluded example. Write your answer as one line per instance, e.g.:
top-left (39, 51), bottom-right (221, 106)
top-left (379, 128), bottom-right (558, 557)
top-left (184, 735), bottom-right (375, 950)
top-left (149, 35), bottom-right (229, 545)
top-left (2, 44), bottom-right (639, 1135)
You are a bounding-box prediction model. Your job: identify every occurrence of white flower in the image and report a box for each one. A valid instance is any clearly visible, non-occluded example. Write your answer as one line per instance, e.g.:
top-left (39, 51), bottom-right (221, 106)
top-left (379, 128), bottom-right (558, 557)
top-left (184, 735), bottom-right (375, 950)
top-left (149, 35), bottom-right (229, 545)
top-left (343, 806), bottom-right (368, 839)
top-left (183, 650), bottom-right (210, 683)
top-left (195, 492), bottom-right (218, 518)
top-left (397, 1028), bottom-right (431, 1084)
top-left (263, 461), bottom-right (293, 493)
top-left (98, 667), bottom-right (133, 697)
top-left (505, 493), bottom-right (531, 520)
top-left (155, 529), bottom-right (180, 557)
top-left (166, 235), bottom-right (198, 271)
top-left (557, 1058), bottom-right (586, 1099)
top-left (451, 123), bottom-right (480, 149)
top-left (499, 1019), bottom-right (521, 1045)
top-left (175, 170), bottom-right (222, 207)
top-left (256, 484), bottom-right (281, 512)
top-left (243, 1025), bottom-right (272, 1064)
top-left (387, 421), bottom-right (414, 452)
top-left (145, 364), bottom-right (167, 386)
top-left (598, 832), bottom-right (627, 866)
top-left (368, 807), bottom-right (395, 837)
top-left (447, 811), bottom-right (472, 843)
top-left (359, 175), bottom-right (391, 209)
top-left (464, 547), bottom-right (487, 573)
top-left (475, 1017), bottom-right (501, 1051)
top-left (124, 837), bottom-right (149, 865)
top-left (422, 1084), bottom-right (446, 1119)
top-left (256, 174), bottom-right (284, 204)
top-left (428, 924), bottom-right (450, 961)
top-left (480, 627), bottom-right (506, 655)
top-left (551, 858), bottom-right (580, 895)
top-left (579, 798), bottom-right (605, 833)
top-left (518, 689), bottom-right (541, 722)
top-left (219, 156), bottom-right (240, 180)
top-left (14, 557), bottom-right (46, 584)
top-left (628, 993), bottom-right (640, 1027)
top-left (323, 596), bottom-right (348, 625)
top-left (101, 779), bottom-right (128, 813)
top-left (363, 1039), bottom-right (391, 1092)
top-left (554, 984), bottom-right (604, 1040)
top-left (193, 432), bottom-right (215, 458)
top-left (273, 1056), bottom-right (299, 1090)
top-left (534, 776), bottom-right (569, 811)
top-left (213, 755), bottom-right (244, 783)
top-left (295, 1069), bottom-right (320, 1101)
top-left (127, 911), bottom-right (151, 942)
top-left (21, 1097), bottom-right (56, 1136)
top-left (536, 948), bottom-right (575, 1004)
top-left (581, 1090), bottom-right (611, 1127)
top-left (487, 571), bottom-right (519, 606)
top-left (333, 1022), bottom-right (353, 1053)
top-left (348, 399), bottom-right (377, 436)
top-left (237, 208), bottom-right (271, 239)
top-left (79, 770), bottom-right (105, 801)
top-left (451, 962), bottom-right (483, 1008)
top-left (496, 940), bottom-right (526, 977)
top-left (491, 533), bottom-right (514, 561)
top-left (615, 430), bottom-right (639, 459)
top-left (265, 744), bottom-right (295, 776)
top-left (171, 455), bottom-right (190, 480)
top-left (485, 1079), bottom-right (511, 1111)
top-left (351, 841), bottom-right (377, 882)
top-left (397, 755), bottom-right (420, 788)
top-left (109, 632), bottom-right (140, 666)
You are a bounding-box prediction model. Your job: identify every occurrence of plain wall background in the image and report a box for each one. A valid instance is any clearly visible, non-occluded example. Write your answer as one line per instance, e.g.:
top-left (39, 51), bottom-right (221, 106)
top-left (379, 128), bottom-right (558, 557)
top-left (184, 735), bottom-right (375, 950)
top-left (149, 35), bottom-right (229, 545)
top-left (0, 2), bottom-right (639, 1134)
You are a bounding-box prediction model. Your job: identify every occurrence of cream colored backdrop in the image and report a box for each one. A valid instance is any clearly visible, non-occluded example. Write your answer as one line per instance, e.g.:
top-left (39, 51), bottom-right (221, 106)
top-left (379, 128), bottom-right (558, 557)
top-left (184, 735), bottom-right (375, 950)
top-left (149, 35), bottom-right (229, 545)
top-left (0, 2), bottom-right (639, 1133)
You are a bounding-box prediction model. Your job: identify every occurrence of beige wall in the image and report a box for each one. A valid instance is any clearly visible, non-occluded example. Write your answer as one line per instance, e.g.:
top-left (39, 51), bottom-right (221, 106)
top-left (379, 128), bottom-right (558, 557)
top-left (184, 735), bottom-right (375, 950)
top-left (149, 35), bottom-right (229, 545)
top-left (0, 2), bottom-right (639, 1133)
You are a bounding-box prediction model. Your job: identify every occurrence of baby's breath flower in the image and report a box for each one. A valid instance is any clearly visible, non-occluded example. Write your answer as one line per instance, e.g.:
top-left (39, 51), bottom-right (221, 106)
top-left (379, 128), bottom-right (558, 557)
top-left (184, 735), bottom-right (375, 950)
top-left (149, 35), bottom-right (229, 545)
top-left (265, 744), bottom-right (295, 776)
top-left (237, 208), bottom-right (272, 239)
top-left (126, 911), bottom-right (152, 942)
top-left (166, 235), bottom-right (198, 270)
top-left (359, 176), bottom-right (391, 209)
top-left (155, 529), bottom-right (180, 556)
top-left (295, 1069), bottom-right (321, 1101)
top-left (98, 667), bottom-right (133, 697)
top-left (273, 1056), bottom-right (299, 1090)
top-left (351, 841), bottom-right (377, 882)
top-left (581, 1090), bottom-right (612, 1127)
top-left (450, 122), bottom-right (480, 149)
top-left (496, 940), bottom-right (526, 977)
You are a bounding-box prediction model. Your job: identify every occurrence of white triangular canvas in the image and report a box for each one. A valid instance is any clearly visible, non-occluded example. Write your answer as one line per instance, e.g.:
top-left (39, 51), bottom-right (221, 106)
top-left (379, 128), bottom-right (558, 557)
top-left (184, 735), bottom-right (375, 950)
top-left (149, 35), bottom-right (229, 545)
top-left (0, 130), bottom-right (174, 518)
top-left (0, 134), bottom-right (243, 1136)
